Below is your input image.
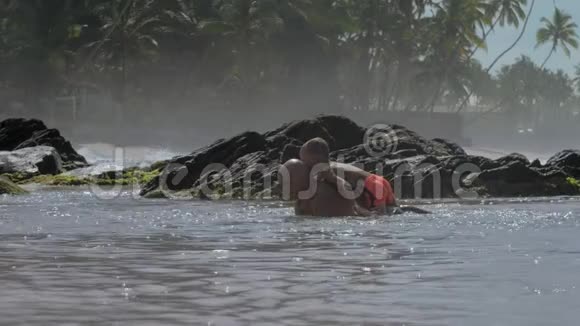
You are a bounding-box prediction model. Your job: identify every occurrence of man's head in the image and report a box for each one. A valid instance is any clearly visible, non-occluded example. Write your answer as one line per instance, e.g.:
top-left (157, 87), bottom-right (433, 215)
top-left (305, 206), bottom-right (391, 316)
top-left (299, 138), bottom-right (330, 167)
top-left (278, 159), bottom-right (309, 200)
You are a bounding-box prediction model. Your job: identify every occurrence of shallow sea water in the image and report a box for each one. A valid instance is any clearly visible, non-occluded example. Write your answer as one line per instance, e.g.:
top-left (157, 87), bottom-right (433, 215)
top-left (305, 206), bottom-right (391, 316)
top-left (1, 190), bottom-right (579, 325)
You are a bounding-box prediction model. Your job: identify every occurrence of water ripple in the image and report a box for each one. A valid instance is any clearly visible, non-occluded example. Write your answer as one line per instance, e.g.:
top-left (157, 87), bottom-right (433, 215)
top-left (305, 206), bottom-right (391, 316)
top-left (0, 191), bottom-right (579, 325)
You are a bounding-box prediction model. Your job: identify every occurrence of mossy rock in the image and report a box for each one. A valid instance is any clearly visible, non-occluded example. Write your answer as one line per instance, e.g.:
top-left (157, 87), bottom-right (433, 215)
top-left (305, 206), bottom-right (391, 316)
top-left (24, 174), bottom-right (91, 186)
top-left (1, 172), bottom-right (34, 184)
top-left (1, 172), bottom-right (87, 186)
top-left (149, 160), bottom-right (168, 171)
top-left (95, 169), bottom-right (161, 186)
top-left (143, 189), bottom-right (197, 200)
top-left (0, 177), bottom-right (28, 195)
top-left (4, 168), bottom-right (162, 187)
top-left (567, 177), bottom-right (580, 193)
top-left (142, 189), bottom-right (167, 199)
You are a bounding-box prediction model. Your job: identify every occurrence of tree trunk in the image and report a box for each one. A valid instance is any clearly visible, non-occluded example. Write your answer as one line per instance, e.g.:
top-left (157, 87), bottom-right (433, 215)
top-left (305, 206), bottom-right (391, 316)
top-left (467, 15), bottom-right (501, 60)
top-left (540, 47), bottom-right (555, 69)
top-left (119, 31), bottom-right (127, 124)
top-left (456, 0), bottom-right (537, 113)
top-left (118, 2), bottom-right (129, 125)
top-left (485, 0), bottom-right (536, 74)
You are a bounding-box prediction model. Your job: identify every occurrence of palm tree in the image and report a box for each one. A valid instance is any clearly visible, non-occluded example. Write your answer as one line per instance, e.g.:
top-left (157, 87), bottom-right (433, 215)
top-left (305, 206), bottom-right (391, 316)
top-left (490, 0), bottom-right (528, 28)
top-left (484, 0), bottom-right (535, 74)
top-left (456, 0), bottom-right (529, 112)
top-left (198, 0), bottom-right (284, 87)
top-left (574, 63), bottom-right (580, 93)
top-left (85, 0), bottom-right (164, 117)
top-left (422, 0), bottom-right (489, 112)
top-left (0, 0), bottom-right (81, 109)
top-left (536, 8), bottom-right (579, 69)
top-left (468, 0), bottom-right (527, 59)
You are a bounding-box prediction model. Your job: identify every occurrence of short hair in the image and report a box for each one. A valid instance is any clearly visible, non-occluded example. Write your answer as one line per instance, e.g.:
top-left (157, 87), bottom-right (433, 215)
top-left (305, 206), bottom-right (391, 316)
top-left (302, 138), bottom-right (330, 158)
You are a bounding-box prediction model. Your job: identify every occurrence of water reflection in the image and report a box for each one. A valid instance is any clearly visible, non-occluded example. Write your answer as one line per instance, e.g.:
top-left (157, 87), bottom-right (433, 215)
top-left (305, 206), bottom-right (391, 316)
top-left (0, 191), bottom-right (579, 325)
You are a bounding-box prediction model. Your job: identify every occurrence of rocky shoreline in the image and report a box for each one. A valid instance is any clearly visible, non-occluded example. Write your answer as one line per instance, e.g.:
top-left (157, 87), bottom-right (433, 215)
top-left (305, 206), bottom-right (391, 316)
top-left (1, 117), bottom-right (579, 199)
top-left (139, 116), bottom-right (580, 200)
top-left (0, 118), bottom-right (161, 192)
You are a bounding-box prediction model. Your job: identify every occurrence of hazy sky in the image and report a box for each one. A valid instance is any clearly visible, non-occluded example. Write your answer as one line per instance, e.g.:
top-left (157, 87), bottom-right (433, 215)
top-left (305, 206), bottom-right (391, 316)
top-left (475, 0), bottom-right (580, 76)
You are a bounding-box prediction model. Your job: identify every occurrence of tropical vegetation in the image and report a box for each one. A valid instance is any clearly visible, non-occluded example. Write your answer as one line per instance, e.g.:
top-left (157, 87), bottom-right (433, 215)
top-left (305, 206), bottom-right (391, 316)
top-left (0, 0), bottom-right (578, 123)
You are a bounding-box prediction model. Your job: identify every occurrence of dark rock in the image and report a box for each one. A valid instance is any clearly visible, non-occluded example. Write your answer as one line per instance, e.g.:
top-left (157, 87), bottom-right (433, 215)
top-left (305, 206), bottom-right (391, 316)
top-left (546, 150), bottom-right (580, 178)
top-left (494, 153), bottom-right (530, 167)
top-left (0, 118), bottom-right (46, 151)
top-left (360, 125), bottom-right (464, 157)
top-left (317, 115), bottom-right (365, 150)
top-left (194, 151), bottom-right (279, 198)
top-left (432, 138), bottom-right (467, 156)
top-left (377, 155), bottom-right (457, 199)
top-left (440, 155), bottom-right (496, 172)
top-left (145, 116), bottom-right (372, 198)
top-left (266, 135), bottom-right (301, 151)
top-left (280, 144), bottom-right (301, 163)
top-left (140, 131), bottom-right (267, 196)
top-left (15, 129), bottom-right (88, 170)
top-left (0, 118), bottom-right (87, 170)
top-left (265, 119), bottom-right (336, 149)
top-left (480, 161), bottom-right (538, 183)
top-left (547, 150), bottom-right (580, 167)
top-left (0, 146), bottom-right (63, 176)
top-left (464, 155), bottom-right (500, 171)
top-left (469, 161), bottom-right (576, 197)
top-left (330, 145), bottom-right (374, 162)
top-left (392, 149), bottom-right (420, 158)
top-left (138, 115), bottom-right (579, 200)
top-left (327, 124), bottom-right (462, 164)
top-left (530, 159), bottom-right (542, 168)
top-left (382, 155), bottom-right (442, 176)
top-left (267, 135), bottom-right (302, 162)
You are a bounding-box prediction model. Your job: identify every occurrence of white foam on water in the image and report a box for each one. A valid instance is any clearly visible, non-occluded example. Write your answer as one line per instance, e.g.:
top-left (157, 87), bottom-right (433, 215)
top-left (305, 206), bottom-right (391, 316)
top-left (78, 143), bottom-right (183, 165)
top-left (465, 146), bottom-right (553, 163)
top-left (66, 143), bottom-right (185, 177)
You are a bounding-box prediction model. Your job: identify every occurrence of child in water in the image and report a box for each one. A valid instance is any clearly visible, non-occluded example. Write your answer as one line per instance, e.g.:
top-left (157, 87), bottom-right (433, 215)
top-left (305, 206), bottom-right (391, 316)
top-left (278, 159), bottom-right (363, 216)
top-left (278, 138), bottom-right (429, 216)
top-left (299, 138), bottom-right (397, 215)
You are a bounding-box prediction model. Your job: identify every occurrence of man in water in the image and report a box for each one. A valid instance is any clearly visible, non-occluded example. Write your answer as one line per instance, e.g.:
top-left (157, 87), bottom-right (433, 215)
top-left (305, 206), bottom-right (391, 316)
top-left (279, 138), bottom-right (429, 216)
top-left (298, 138), bottom-right (433, 215)
top-left (298, 138), bottom-right (396, 214)
top-left (278, 159), bottom-right (369, 217)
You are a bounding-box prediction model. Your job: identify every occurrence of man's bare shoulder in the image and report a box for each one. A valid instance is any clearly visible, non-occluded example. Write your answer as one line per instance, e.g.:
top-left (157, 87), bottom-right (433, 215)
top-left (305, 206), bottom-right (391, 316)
top-left (330, 162), bottom-right (371, 180)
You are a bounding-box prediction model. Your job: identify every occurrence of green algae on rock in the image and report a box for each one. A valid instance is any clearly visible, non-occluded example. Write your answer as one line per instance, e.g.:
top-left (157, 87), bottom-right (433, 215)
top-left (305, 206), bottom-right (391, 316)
top-left (567, 177), bottom-right (580, 193)
top-left (2, 169), bottom-right (161, 187)
top-left (0, 177), bottom-right (28, 195)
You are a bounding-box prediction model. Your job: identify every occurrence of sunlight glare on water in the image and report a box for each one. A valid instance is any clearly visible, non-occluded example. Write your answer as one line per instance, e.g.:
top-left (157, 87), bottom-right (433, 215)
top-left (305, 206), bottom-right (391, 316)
top-left (1, 190), bottom-right (580, 325)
